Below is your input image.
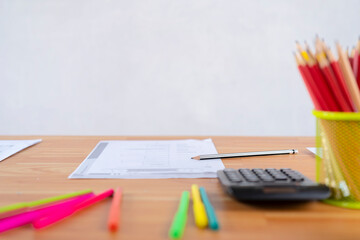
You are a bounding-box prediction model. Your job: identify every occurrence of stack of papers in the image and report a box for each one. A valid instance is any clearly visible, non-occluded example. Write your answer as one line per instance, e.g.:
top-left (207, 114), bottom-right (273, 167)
top-left (0, 139), bottom-right (42, 162)
top-left (69, 139), bottom-right (224, 179)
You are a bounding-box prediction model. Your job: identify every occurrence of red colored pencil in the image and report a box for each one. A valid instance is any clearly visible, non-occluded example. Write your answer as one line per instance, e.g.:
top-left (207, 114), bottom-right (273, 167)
top-left (296, 42), bottom-right (339, 111)
top-left (325, 46), bottom-right (355, 111)
top-left (308, 62), bottom-right (340, 111)
top-left (316, 46), bottom-right (353, 112)
top-left (354, 40), bottom-right (360, 87)
top-left (357, 52), bottom-right (360, 87)
top-left (295, 53), bottom-right (328, 110)
top-left (108, 187), bottom-right (122, 232)
top-left (314, 64), bottom-right (340, 111)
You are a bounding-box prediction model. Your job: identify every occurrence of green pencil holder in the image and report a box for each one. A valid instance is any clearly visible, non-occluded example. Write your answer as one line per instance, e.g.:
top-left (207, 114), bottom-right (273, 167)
top-left (313, 110), bottom-right (360, 209)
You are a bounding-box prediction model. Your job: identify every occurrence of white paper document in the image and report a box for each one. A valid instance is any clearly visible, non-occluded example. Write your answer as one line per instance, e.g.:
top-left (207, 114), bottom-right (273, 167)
top-left (306, 147), bottom-right (322, 157)
top-left (0, 139), bottom-right (42, 162)
top-left (69, 139), bottom-right (225, 179)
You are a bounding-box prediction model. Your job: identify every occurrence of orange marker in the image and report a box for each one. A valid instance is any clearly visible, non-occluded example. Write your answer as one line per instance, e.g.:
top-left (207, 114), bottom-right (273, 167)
top-left (108, 187), bottom-right (123, 232)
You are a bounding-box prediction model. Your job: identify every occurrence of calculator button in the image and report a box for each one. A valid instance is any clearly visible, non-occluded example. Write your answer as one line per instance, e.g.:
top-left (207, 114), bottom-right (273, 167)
top-left (265, 168), bottom-right (288, 181)
top-left (227, 176), bottom-right (243, 182)
top-left (239, 169), bottom-right (260, 182)
top-left (252, 169), bottom-right (274, 182)
top-left (223, 169), bottom-right (243, 182)
top-left (280, 169), bottom-right (304, 182)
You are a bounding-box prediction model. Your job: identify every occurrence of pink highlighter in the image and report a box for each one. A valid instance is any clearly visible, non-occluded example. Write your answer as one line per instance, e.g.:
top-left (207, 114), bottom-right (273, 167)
top-left (33, 189), bottom-right (114, 229)
top-left (0, 193), bottom-right (94, 233)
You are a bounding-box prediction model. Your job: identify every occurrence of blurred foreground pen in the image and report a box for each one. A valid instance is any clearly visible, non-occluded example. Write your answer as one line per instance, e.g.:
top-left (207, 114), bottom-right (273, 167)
top-left (33, 189), bottom-right (114, 229)
top-left (199, 187), bottom-right (219, 230)
top-left (191, 185), bottom-right (208, 229)
top-left (169, 191), bottom-right (189, 239)
top-left (108, 187), bottom-right (122, 232)
top-left (191, 149), bottom-right (298, 160)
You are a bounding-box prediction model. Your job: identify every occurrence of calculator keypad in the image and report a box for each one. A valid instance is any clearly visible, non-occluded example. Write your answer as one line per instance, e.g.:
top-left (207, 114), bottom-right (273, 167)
top-left (266, 168), bottom-right (288, 181)
top-left (281, 168), bottom-right (304, 182)
top-left (218, 167), bottom-right (331, 201)
top-left (225, 168), bottom-right (305, 184)
top-left (252, 168), bottom-right (275, 182)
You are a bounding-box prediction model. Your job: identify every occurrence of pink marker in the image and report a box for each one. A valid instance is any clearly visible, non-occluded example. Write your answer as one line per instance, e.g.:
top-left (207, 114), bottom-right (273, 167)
top-left (0, 193), bottom-right (93, 233)
top-left (33, 189), bottom-right (114, 229)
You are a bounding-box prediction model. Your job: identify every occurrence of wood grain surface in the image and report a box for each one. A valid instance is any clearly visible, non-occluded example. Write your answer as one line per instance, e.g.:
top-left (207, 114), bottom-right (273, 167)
top-left (0, 136), bottom-right (359, 240)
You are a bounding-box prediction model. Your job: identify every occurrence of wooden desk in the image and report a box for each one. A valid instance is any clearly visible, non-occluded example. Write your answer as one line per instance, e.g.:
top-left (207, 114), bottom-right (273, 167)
top-left (1, 136), bottom-right (360, 240)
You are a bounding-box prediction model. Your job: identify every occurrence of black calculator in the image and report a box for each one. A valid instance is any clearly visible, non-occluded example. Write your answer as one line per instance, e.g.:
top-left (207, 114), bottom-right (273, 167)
top-left (217, 168), bottom-right (330, 201)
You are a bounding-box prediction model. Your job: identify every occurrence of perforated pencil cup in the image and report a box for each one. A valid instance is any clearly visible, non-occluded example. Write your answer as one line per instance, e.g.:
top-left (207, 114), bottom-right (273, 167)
top-left (313, 110), bottom-right (360, 208)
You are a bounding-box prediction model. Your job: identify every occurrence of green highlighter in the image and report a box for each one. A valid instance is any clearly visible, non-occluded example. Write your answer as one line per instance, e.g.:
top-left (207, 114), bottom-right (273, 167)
top-left (0, 189), bottom-right (92, 217)
top-left (199, 187), bottom-right (219, 230)
top-left (169, 191), bottom-right (190, 239)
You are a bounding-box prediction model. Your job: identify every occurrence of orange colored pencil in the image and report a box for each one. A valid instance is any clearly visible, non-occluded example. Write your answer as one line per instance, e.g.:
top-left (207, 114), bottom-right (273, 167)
top-left (108, 187), bottom-right (123, 232)
top-left (337, 43), bottom-right (360, 111)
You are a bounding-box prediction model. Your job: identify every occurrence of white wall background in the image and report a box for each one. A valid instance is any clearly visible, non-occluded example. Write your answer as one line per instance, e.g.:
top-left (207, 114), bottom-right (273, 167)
top-left (1, 0), bottom-right (359, 136)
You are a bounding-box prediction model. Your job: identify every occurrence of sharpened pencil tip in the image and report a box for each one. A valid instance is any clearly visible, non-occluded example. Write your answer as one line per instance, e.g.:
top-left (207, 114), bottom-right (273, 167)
top-left (191, 156), bottom-right (200, 160)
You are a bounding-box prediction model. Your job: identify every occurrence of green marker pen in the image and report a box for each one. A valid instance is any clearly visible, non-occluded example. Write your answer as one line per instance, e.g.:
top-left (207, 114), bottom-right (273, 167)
top-left (169, 191), bottom-right (190, 239)
top-left (0, 189), bottom-right (92, 217)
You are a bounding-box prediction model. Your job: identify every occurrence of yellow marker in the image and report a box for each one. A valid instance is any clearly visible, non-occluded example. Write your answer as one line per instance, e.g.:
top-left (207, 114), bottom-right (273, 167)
top-left (191, 184), bottom-right (208, 228)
